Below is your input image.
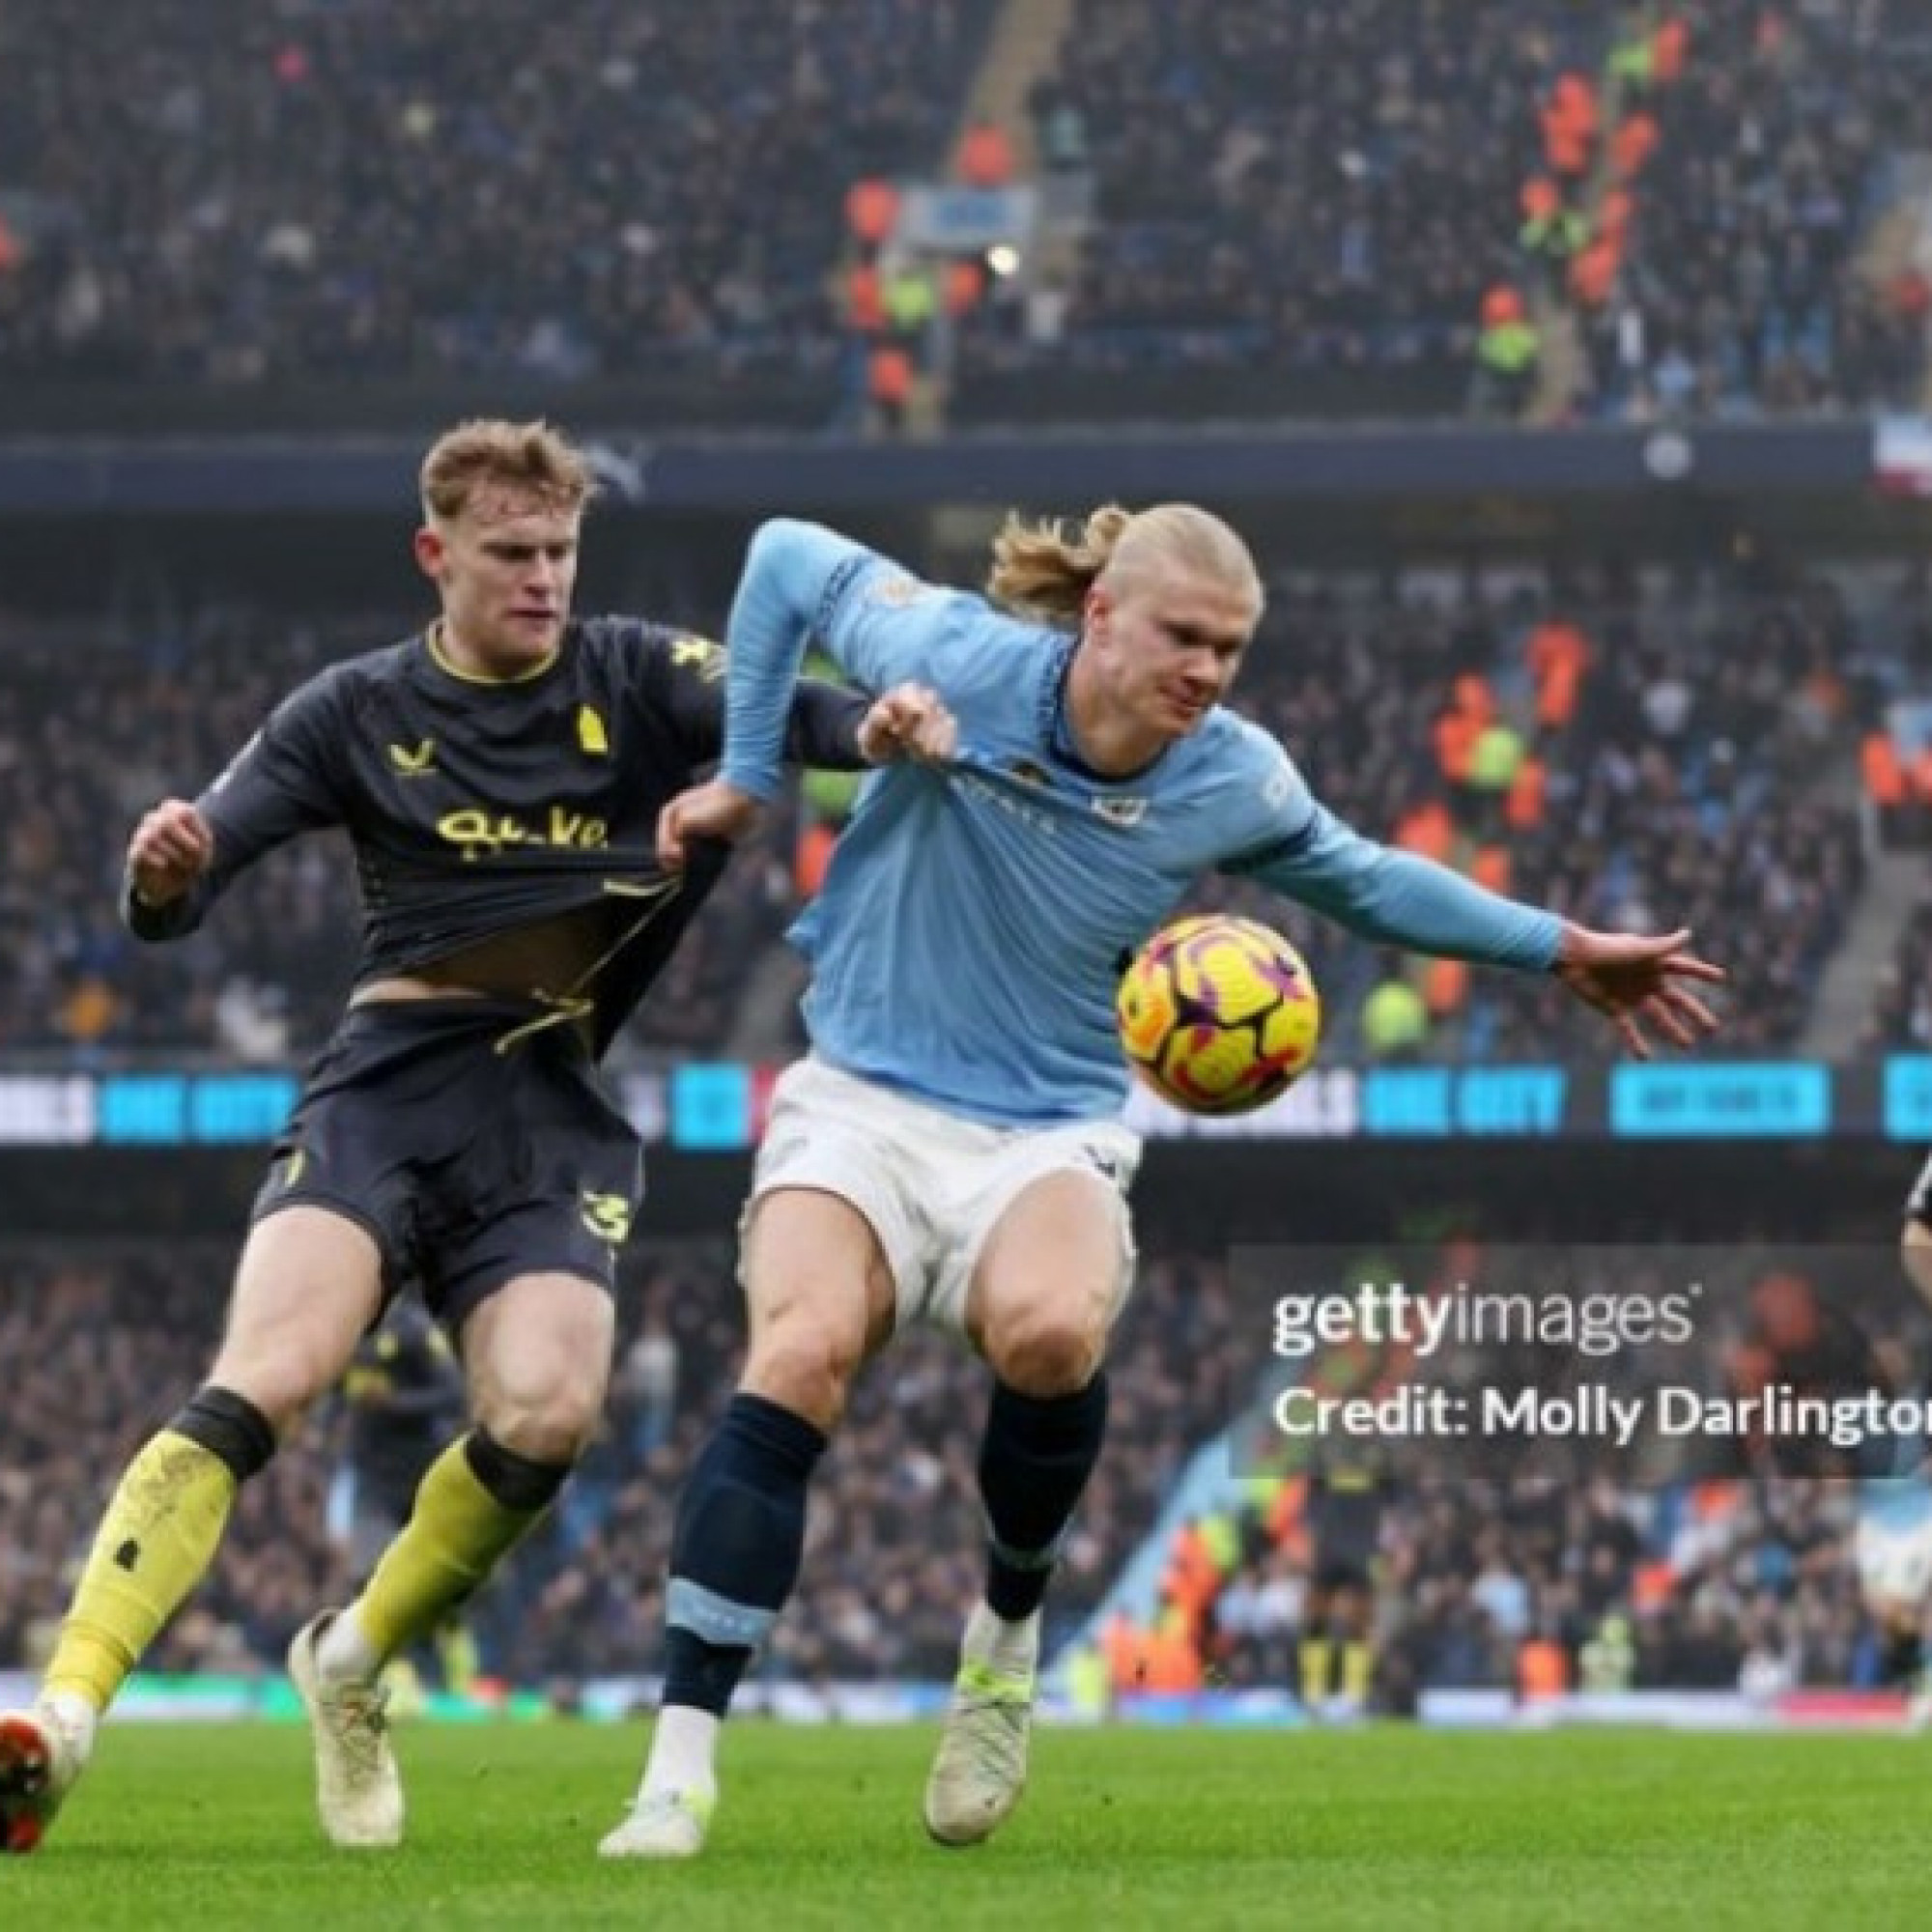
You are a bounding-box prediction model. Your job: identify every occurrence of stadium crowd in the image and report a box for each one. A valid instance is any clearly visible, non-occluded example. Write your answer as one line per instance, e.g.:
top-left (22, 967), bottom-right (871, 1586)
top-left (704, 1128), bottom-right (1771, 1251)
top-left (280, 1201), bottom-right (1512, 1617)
top-left (0, 1241), bottom-right (1239, 1689)
top-left (2, 554), bottom-right (1883, 1068)
top-left (5, 1), bottom-right (1922, 433)
top-left (1566, 0), bottom-right (1932, 420)
top-left (0, 1241), bottom-right (1914, 1708)
top-left (957, 0), bottom-right (1930, 425)
top-left (1, 0), bottom-right (991, 413)
top-left (961, 0), bottom-right (1555, 422)
top-left (1122, 1242), bottom-right (1927, 1711)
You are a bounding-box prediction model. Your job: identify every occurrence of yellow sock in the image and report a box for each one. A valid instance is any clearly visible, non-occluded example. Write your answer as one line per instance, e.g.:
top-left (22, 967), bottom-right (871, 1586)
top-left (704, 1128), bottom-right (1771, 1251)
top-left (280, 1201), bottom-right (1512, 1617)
top-left (1342, 1639), bottom-right (1374, 1703)
top-left (1298, 1636), bottom-right (1333, 1706)
top-left (348, 1437), bottom-right (544, 1662)
top-left (44, 1433), bottom-right (238, 1714)
top-left (435, 1619), bottom-right (481, 1696)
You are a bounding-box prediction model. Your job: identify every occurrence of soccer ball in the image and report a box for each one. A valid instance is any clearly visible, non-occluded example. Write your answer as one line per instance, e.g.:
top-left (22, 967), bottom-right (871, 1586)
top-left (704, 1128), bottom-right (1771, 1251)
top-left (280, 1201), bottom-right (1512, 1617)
top-left (1117, 915), bottom-right (1321, 1115)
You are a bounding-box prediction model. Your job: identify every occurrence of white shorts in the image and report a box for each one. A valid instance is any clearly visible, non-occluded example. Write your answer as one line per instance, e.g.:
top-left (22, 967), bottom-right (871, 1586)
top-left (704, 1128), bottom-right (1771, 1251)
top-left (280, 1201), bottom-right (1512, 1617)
top-left (747, 1057), bottom-right (1143, 1337)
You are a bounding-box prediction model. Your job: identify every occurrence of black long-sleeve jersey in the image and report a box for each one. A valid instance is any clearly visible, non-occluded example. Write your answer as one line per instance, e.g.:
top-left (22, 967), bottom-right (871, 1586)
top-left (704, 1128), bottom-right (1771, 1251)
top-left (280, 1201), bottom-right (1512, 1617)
top-left (123, 617), bottom-right (869, 1057)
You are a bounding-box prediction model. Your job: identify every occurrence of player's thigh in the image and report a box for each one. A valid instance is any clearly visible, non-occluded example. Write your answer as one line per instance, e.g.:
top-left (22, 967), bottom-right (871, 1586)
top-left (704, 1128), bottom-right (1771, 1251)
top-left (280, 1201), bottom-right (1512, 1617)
top-left (740, 1187), bottom-right (898, 1430)
top-left (965, 1168), bottom-right (1135, 1394)
top-left (460, 1270), bottom-right (616, 1463)
top-left (210, 1205), bottom-right (387, 1432)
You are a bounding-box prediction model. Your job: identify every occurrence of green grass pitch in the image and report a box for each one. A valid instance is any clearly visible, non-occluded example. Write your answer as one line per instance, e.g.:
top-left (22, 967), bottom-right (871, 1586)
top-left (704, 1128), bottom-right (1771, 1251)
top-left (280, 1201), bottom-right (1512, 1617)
top-left (6, 1721), bottom-right (1932, 1929)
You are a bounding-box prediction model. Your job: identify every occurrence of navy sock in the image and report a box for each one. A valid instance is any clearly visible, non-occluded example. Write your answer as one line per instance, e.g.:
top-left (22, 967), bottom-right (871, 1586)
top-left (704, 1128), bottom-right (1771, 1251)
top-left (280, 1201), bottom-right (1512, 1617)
top-left (662, 1392), bottom-right (827, 1716)
top-left (1882, 1625), bottom-right (1924, 1688)
top-left (979, 1374), bottom-right (1109, 1622)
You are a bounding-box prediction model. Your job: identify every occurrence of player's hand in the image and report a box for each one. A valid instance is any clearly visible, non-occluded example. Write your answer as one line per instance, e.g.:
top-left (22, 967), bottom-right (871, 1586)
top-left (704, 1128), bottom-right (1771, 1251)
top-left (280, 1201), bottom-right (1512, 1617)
top-left (126, 799), bottom-right (214, 906)
top-left (1552, 923), bottom-right (1726, 1058)
top-left (657, 780), bottom-right (764, 871)
top-left (856, 682), bottom-right (957, 767)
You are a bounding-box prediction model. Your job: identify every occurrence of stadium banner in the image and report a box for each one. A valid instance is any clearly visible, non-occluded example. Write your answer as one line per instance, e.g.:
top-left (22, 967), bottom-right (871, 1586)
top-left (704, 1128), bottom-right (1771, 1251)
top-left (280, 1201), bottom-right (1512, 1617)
top-left (0, 1670), bottom-right (1898, 1733)
top-left (1, 1057), bottom-right (1929, 1149)
top-left (895, 185), bottom-right (1038, 252)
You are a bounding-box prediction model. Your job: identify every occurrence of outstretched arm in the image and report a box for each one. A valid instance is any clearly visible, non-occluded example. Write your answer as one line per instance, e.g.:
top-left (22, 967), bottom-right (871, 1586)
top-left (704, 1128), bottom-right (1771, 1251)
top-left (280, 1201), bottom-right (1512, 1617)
top-left (1233, 802), bottom-right (1723, 1057)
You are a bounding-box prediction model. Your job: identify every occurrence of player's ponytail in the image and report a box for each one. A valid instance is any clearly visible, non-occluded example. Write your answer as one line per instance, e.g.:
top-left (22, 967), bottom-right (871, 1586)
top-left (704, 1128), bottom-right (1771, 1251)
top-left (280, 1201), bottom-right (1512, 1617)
top-left (985, 505), bottom-right (1135, 625)
top-left (986, 502), bottom-right (1264, 630)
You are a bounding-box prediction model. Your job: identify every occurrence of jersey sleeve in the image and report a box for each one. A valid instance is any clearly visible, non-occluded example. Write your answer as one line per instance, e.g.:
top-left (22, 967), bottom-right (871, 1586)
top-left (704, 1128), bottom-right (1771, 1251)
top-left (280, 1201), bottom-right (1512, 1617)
top-left (123, 671), bottom-right (347, 942)
top-left (647, 626), bottom-right (871, 772)
top-left (1221, 753), bottom-right (1562, 971)
top-left (720, 518), bottom-right (990, 800)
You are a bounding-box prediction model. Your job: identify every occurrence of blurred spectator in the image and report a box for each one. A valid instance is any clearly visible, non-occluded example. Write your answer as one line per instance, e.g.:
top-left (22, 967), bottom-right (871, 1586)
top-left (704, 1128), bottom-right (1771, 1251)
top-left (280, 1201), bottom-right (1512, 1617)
top-left (0, 1), bottom-right (995, 415)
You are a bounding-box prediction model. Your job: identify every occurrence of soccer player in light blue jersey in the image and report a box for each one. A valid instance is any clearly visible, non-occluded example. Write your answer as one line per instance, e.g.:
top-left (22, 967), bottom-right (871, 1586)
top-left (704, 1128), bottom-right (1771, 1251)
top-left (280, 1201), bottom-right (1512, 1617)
top-left (601, 504), bottom-right (1724, 1858)
top-left (1855, 1153), bottom-right (1932, 1726)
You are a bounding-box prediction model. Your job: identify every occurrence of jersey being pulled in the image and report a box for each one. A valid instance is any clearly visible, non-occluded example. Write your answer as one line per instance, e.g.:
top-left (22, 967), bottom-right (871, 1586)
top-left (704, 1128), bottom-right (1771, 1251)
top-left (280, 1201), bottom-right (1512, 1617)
top-left (125, 617), bottom-right (867, 1057)
top-left (723, 522), bottom-right (1562, 1126)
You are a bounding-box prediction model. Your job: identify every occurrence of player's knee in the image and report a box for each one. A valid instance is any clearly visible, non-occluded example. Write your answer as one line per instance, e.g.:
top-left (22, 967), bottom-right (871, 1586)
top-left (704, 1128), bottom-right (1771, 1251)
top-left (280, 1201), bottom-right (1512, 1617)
top-left (743, 1321), bottom-right (861, 1432)
top-left (983, 1308), bottom-right (1106, 1398)
top-left (475, 1364), bottom-right (604, 1466)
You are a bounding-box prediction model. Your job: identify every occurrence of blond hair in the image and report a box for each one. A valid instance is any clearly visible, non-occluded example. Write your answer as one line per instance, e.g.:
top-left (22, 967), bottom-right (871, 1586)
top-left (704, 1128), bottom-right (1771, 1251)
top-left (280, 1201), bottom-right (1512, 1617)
top-left (986, 502), bottom-right (1264, 627)
top-left (419, 418), bottom-right (597, 523)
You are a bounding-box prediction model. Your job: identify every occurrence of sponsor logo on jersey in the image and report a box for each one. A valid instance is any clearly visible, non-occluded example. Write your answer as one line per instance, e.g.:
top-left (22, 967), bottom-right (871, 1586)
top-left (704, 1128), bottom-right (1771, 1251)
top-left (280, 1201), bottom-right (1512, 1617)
top-left (1092, 795), bottom-right (1150, 829)
top-left (388, 738), bottom-right (438, 776)
top-left (435, 806), bottom-right (611, 861)
top-left (576, 704), bottom-right (610, 756)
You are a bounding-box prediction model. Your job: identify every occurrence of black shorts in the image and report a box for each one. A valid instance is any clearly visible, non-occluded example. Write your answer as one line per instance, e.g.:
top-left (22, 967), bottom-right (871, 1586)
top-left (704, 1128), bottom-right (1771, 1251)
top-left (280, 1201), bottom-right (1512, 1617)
top-left (253, 998), bottom-right (643, 1328)
top-left (1312, 1557), bottom-right (1374, 1596)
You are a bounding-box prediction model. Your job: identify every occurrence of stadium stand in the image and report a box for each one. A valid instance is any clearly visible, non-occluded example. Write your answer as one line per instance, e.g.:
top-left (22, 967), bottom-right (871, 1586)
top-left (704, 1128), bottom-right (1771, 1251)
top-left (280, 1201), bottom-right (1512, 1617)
top-left (1, 1240), bottom-right (1909, 1704)
top-left (0, 1241), bottom-right (1237, 1687)
top-left (4, 554), bottom-right (1880, 1067)
top-left (1564, 0), bottom-right (1932, 418)
top-left (0, 0), bottom-right (996, 430)
top-left (953, 0), bottom-right (1930, 427)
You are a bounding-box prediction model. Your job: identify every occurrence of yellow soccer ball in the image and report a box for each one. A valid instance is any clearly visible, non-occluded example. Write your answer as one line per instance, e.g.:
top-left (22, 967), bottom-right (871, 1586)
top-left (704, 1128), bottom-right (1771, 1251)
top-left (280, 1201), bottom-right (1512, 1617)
top-left (1117, 915), bottom-right (1321, 1115)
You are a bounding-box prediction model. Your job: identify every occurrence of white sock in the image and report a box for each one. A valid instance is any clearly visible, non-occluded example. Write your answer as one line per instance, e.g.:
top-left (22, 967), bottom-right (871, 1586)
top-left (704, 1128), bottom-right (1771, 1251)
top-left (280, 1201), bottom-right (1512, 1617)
top-left (639, 1706), bottom-right (721, 1802)
top-left (39, 1690), bottom-right (99, 1766)
top-left (966, 1601), bottom-right (1040, 1676)
top-left (314, 1605), bottom-right (384, 1684)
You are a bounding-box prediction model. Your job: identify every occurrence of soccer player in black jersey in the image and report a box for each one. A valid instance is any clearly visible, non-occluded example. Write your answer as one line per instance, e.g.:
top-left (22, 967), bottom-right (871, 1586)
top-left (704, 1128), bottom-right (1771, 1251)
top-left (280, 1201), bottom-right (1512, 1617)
top-left (0, 418), bottom-right (952, 1854)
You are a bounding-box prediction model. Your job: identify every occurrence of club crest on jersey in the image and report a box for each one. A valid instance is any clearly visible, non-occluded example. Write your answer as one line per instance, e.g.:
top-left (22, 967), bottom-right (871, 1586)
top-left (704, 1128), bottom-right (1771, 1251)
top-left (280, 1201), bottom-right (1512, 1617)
top-left (1092, 795), bottom-right (1150, 829)
top-left (1008, 757), bottom-right (1053, 789)
top-left (867, 573), bottom-right (935, 608)
top-left (577, 704), bottom-right (610, 756)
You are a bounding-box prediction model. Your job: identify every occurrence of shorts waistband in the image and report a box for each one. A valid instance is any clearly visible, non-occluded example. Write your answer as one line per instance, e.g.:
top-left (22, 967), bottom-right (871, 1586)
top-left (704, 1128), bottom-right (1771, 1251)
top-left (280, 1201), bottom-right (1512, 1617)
top-left (339, 994), bottom-right (592, 1055)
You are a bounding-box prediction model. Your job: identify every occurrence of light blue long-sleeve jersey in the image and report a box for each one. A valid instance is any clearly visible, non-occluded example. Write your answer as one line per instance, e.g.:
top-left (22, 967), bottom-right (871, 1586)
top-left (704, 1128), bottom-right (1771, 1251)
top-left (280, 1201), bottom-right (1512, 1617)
top-left (723, 520), bottom-right (1564, 1126)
